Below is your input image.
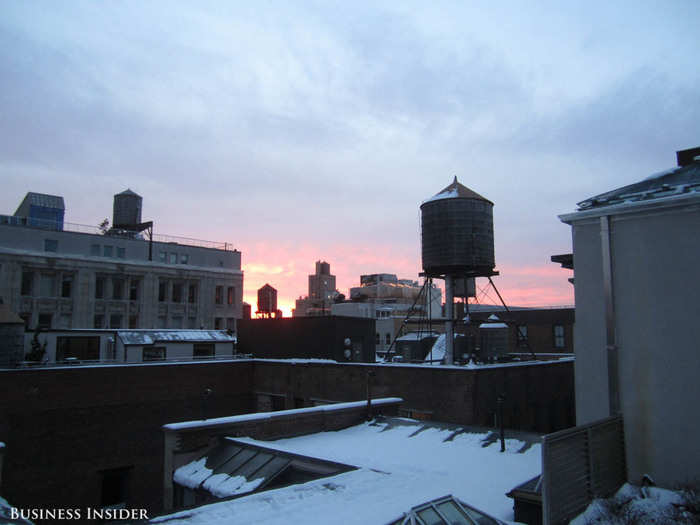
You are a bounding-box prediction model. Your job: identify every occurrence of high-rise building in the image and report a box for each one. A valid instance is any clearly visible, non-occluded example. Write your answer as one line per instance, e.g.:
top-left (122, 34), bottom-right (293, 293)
top-left (293, 261), bottom-right (336, 317)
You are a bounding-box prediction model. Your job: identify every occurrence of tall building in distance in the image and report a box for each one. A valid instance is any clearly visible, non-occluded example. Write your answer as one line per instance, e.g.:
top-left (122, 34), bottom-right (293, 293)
top-left (256, 284), bottom-right (280, 318)
top-left (293, 260), bottom-right (337, 317)
top-left (0, 190), bottom-right (243, 331)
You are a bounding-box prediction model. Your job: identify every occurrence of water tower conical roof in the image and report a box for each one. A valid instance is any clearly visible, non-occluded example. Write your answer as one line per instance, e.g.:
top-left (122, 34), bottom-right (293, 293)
top-left (422, 176), bottom-right (493, 206)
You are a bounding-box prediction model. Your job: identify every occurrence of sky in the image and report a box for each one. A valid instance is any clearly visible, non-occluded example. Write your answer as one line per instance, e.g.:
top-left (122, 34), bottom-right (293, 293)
top-left (2, 1), bottom-right (699, 316)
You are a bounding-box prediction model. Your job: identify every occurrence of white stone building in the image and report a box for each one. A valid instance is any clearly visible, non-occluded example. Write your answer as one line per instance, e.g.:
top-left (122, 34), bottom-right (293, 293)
top-left (0, 191), bottom-right (243, 332)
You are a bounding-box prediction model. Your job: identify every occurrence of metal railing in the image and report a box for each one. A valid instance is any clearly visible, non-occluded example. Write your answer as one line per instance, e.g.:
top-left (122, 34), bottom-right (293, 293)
top-left (542, 415), bottom-right (626, 525)
top-left (0, 214), bottom-right (234, 251)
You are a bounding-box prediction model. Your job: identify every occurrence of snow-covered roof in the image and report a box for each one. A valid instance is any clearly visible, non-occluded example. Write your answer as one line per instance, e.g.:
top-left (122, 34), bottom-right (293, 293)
top-left (396, 331), bottom-right (439, 341)
top-left (118, 330), bottom-right (236, 346)
top-left (174, 438), bottom-right (355, 500)
top-left (480, 322), bottom-right (508, 329)
top-left (422, 176), bottom-right (493, 205)
top-left (575, 157), bottom-right (700, 211)
top-left (152, 417), bottom-right (541, 524)
top-left (163, 398), bottom-right (403, 432)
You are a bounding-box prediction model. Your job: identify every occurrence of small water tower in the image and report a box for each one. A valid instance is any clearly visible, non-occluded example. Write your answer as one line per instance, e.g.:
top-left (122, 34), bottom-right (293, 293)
top-left (420, 177), bottom-right (496, 363)
top-left (113, 189), bottom-right (143, 230)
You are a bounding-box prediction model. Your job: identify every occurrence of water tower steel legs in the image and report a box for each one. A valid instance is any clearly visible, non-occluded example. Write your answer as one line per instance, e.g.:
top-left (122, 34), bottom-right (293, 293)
top-left (445, 275), bottom-right (454, 365)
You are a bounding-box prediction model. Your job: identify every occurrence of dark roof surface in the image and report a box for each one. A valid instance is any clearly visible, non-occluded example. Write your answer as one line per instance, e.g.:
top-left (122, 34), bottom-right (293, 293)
top-left (116, 188), bottom-right (140, 197)
top-left (577, 158), bottom-right (700, 211)
top-left (20, 192), bottom-right (65, 210)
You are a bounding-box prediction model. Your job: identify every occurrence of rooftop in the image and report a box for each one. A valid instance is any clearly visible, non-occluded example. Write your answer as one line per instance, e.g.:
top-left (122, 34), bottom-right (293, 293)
top-left (153, 416), bottom-right (541, 525)
top-left (422, 176), bottom-right (493, 205)
top-left (0, 214), bottom-right (236, 251)
top-left (15, 191), bottom-right (65, 211)
top-left (576, 147), bottom-right (700, 211)
top-left (118, 330), bottom-right (236, 346)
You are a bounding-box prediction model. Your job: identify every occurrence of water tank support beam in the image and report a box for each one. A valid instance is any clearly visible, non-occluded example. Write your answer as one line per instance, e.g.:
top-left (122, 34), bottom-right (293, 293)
top-left (486, 276), bottom-right (536, 359)
top-left (445, 275), bottom-right (454, 365)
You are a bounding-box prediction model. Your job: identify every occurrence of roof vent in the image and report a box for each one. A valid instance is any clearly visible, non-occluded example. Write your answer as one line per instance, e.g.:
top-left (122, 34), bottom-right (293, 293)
top-left (676, 146), bottom-right (700, 167)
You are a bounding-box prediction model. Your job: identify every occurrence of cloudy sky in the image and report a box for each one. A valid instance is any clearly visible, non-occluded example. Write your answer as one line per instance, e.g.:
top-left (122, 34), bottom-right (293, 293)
top-left (2, 1), bottom-right (698, 314)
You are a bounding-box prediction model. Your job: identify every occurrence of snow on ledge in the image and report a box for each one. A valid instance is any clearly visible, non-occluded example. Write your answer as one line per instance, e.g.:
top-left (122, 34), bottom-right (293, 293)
top-left (163, 397), bottom-right (404, 432)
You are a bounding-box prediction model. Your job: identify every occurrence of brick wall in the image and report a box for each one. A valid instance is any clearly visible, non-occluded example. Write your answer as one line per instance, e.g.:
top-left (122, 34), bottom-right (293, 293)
top-left (0, 361), bottom-right (254, 516)
top-left (253, 360), bottom-right (575, 432)
top-left (0, 358), bottom-right (573, 520)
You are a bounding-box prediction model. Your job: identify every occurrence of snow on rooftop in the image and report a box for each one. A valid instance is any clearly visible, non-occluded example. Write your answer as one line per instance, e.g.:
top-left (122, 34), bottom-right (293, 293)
top-left (422, 188), bottom-right (460, 204)
top-left (395, 331), bottom-right (438, 341)
top-left (426, 333), bottom-right (447, 362)
top-left (118, 330), bottom-right (236, 345)
top-left (571, 483), bottom-right (697, 524)
top-left (163, 398), bottom-right (403, 432)
top-left (153, 418), bottom-right (540, 525)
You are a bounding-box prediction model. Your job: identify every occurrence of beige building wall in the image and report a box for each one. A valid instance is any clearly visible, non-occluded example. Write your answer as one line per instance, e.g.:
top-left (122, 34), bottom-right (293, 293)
top-left (0, 223), bottom-right (242, 331)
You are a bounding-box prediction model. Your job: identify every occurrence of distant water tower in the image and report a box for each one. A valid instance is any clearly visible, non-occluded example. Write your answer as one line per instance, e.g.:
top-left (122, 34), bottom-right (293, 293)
top-left (420, 177), bottom-right (496, 364)
top-left (113, 189), bottom-right (143, 229)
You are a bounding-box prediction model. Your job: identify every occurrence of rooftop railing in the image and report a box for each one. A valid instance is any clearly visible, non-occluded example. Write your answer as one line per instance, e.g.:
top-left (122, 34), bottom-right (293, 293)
top-left (0, 214), bottom-right (235, 251)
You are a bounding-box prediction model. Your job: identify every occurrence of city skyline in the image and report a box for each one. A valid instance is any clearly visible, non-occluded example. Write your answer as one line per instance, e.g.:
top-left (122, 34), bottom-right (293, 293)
top-left (2, 2), bottom-right (698, 316)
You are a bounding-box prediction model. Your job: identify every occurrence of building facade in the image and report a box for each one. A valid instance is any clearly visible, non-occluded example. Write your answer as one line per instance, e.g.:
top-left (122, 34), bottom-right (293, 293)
top-left (559, 147), bottom-right (700, 488)
top-left (293, 260), bottom-right (337, 316)
top-left (331, 273), bottom-right (443, 356)
top-left (0, 191), bottom-right (243, 332)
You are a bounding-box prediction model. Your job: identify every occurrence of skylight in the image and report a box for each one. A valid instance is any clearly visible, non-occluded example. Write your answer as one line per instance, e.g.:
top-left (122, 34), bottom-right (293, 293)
top-left (387, 495), bottom-right (505, 525)
top-left (173, 438), bottom-right (356, 508)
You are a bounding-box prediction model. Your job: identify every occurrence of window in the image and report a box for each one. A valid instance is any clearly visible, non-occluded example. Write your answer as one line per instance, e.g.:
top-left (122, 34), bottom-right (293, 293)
top-left (215, 286), bottom-right (223, 304)
top-left (214, 317), bottom-right (223, 330)
top-left (169, 253), bottom-right (178, 264)
top-left (61, 276), bottom-right (72, 298)
top-left (188, 284), bottom-right (197, 304)
top-left (157, 316), bottom-right (167, 329)
top-left (91, 244), bottom-right (100, 256)
top-left (44, 239), bottom-right (58, 252)
top-left (227, 286), bottom-right (234, 305)
top-left (554, 325), bottom-right (565, 349)
top-left (94, 314), bottom-right (104, 329)
top-left (129, 280), bottom-right (140, 301)
top-left (95, 277), bottom-right (105, 299)
top-left (128, 315), bottom-right (138, 329)
top-left (112, 279), bottom-right (124, 300)
top-left (109, 314), bottom-right (122, 329)
top-left (375, 333), bottom-right (380, 345)
top-left (117, 247), bottom-right (126, 259)
top-left (40, 274), bottom-right (55, 297)
top-left (38, 313), bottom-right (52, 330)
top-left (172, 283), bottom-right (183, 303)
top-left (56, 336), bottom-right (100, 361)
top-left (226, 317), bottom-right (235, 330)
top-left (21, 271), bottom-right (33, 296)
top-left (193, 343), bottom-right (215, 358)
top-left (103, 245), bottom-right (113, 257)
top-left (159, 251), bottom-right (167, 262)
top-left (158, 280), bottom-right (167, 302)
top-left (170, 316), bottom-right (183, 329)
top-left (187, 317), bottom-right (197, 329)
top-left (143, 346), bottom-right (166, 361)
top-left (181, 253), bottom-right (189, 264)
top-left (386, 333), bottom-right (391, 345)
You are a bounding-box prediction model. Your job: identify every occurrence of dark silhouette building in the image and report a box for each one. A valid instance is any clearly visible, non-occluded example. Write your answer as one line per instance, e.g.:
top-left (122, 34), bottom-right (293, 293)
top-left (256, 284), bottom-right (280, 318)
